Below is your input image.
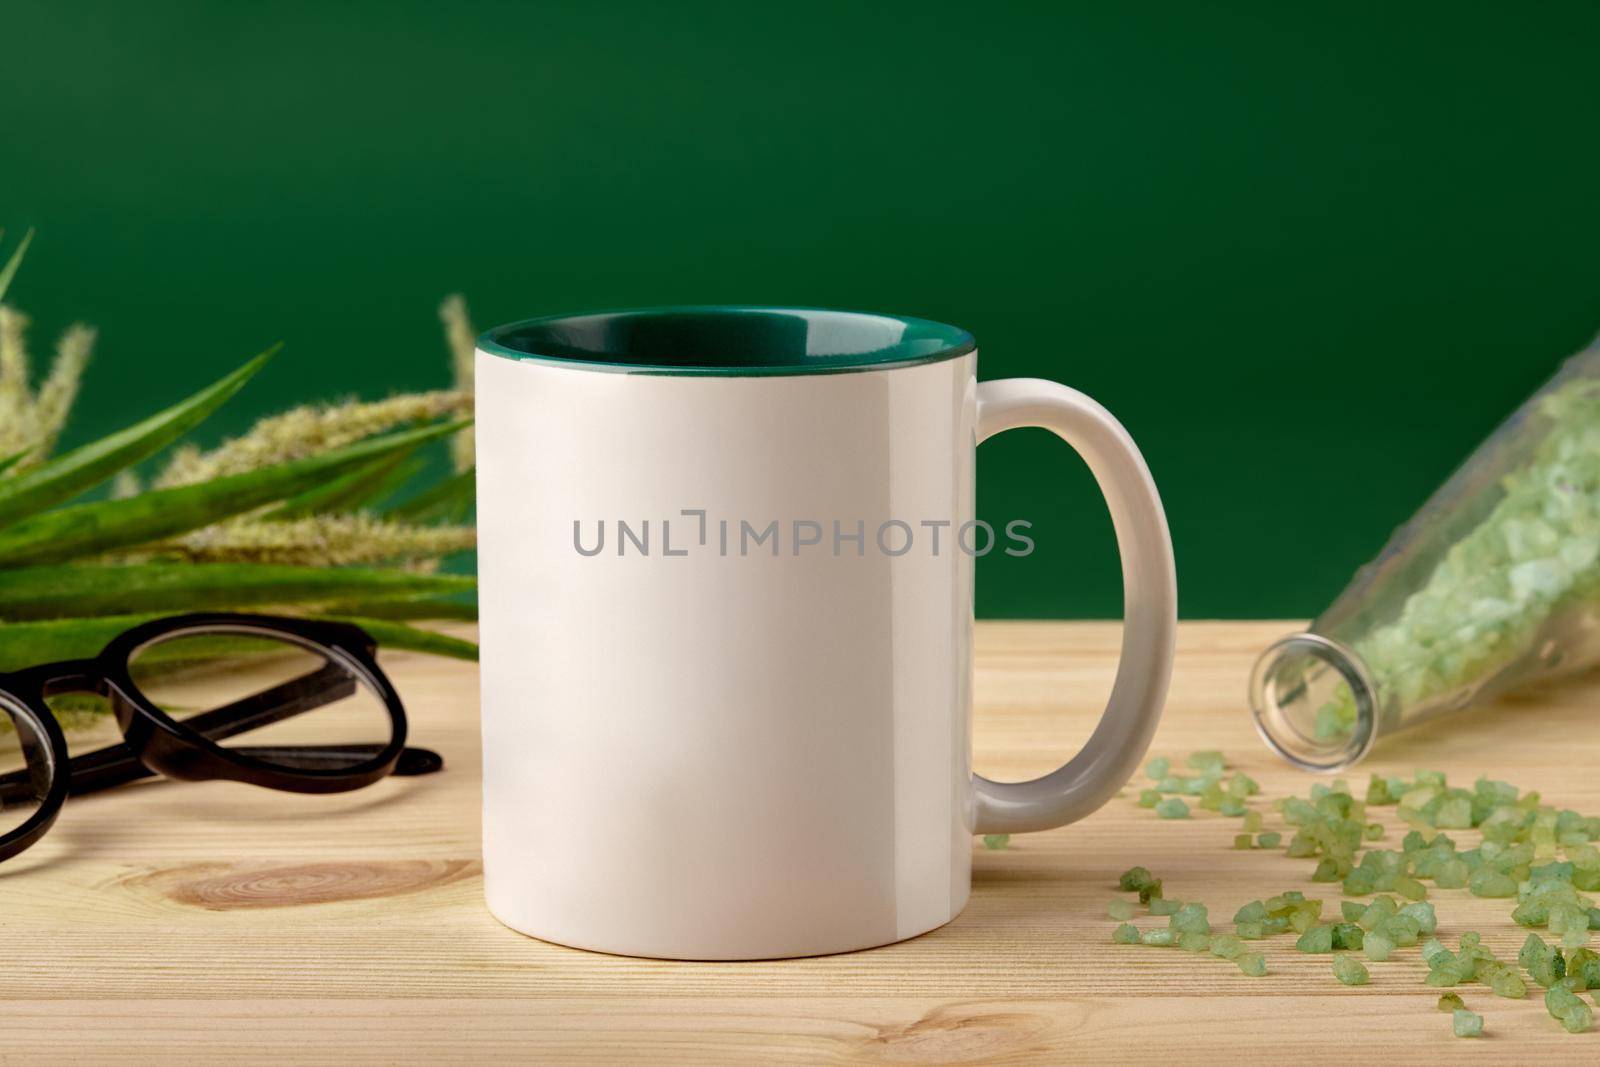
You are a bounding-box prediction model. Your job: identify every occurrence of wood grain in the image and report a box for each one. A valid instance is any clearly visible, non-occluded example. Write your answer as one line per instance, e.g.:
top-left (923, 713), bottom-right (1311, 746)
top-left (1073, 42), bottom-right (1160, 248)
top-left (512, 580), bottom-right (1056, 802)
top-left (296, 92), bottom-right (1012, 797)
top-left (4, 620), bottom-right (1599, 1064)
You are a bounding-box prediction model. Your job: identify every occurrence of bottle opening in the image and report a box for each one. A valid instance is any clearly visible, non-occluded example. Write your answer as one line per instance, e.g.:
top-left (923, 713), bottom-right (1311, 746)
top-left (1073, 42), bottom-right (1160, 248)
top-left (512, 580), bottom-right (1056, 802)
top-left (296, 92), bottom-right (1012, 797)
top-left (1249, 633), bottom-right (1377, 772)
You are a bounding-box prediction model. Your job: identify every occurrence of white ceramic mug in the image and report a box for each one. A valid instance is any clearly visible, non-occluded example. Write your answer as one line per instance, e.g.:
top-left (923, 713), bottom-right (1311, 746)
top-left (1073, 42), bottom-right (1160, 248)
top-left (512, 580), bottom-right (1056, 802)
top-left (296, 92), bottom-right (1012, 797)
top-left (475, 307), bottom-right (1176, 960)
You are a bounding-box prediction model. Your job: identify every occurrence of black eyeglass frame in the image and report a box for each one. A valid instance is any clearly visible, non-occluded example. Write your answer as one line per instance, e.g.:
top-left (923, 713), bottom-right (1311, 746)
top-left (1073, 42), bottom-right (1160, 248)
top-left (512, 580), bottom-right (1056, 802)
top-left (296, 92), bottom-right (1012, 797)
top-left (0, 612), bottom-right (439, 864)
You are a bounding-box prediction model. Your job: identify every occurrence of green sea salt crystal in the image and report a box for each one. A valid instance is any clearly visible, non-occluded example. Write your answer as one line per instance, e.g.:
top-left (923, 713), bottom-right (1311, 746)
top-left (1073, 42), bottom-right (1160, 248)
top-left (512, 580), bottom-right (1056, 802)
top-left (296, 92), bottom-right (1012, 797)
top-left (1257, 832), bottom-right (1281, 848)
top-left (1399, 901), bottom-right (1437, 935)
top-left (1236, 921), bottom-right (1265, 940)
top-left (1234, 900), bottom-right (1267, 924)
top-left (1141, 929), bottom-right (1175, 947)
top-left (1209, 933), bottom-right (1244, 959)
top-left (1393, 876), bottom-right (1427, 901)
top-left (1531, 948), bottom-right (1568, 988)
top-left (1560, 1002), bottom-right (1594, 1033)
top-left (1435, 859), bottom-right (1470, 889)
top-left (1169, 902), bottom-right (1210, 935)
top-left (1546, 984), bottom-right (1584, 1020)
top-left (1468, 869), bottom-right (1518, 897)
top-left (1177, 931), bottom-right (1211, 953)
top-left (1139, 880), bottom-right (1164, 905)
top-left (1156, 797), bottom-right (1190, 820)
top-left (1156, 776), bottom-right (1187, 793)
top-left (1358, 896), bottom-right (1397, 931)
top-left (1451, 1009), bottom-right (1483, 1038)
top-left (1113, 923), bottom-right (1141, 944)
top-left (1150, 897), bottom-right (1181, 916)
top-left (1311, 858), bottom-right (1342, 883)
top-left (1243, 810), bottom-right (1263, 833)
top-left (1332, 923), bottom-right (1365, 951)
top-left (1563, 925), bottom-right (1590, 950)
top-left (1108, 900), bottom-right (1135, 920)
top-left (1333, 955), bottom-right (1370, 985)
top-left (982, 834), bottom-right (1010, 850)
top-left (1435, 796), bottom-right (1472, 829)
top-left (1295, 926), bottom-right (1334, 953)
top-left (1288, 906), bottom-right (1322, 934)
top-left (1420, 937), bottom-right (1450, 966)
top-left (1237, 952), bottom-right (1267, 976)
top-left (1437, 992), bottom-right (1465, 1012)
top-left (1138, 789), bottom-right (1161, 808)
top-left (1227, 773), bottom-right (1260, 799)
top-left (1490, 969), bottom-right (1527, 999)
top-left (1340, 901), bottom-right (1365, 923)
top-left (1146, 756), bottom-right (1170, 780)
top-left (1187, 750), bottom-right (1226, 775)
top-left (1285, 834), bottom-right (1317, 859)
top-left (1233, 834), bottom-right (1253, 850)
top-left (1364, 932), bottom-right (1394, 962)
top-left (1427, 966), bottom-right (1464, 988)
top-left (1378, 915), bottom-right (1421, 948)
top-left (1567, 948), bottom-right (1600, 989)
top-left (1219, 800), bottom-right (1248, 817)
top-left (1118, 866), bottom-right (1156, 892)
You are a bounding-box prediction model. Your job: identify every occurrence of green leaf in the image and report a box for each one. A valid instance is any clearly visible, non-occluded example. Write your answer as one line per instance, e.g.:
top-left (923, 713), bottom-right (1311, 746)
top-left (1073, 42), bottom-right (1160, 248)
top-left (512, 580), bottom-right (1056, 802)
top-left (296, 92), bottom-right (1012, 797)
top-left (314, 595), bottom-right (478, 622)
top-left (0, 562), bottom-right (474, 620)
top-left (0, 419), bottom-right (470, 567)
top-left (0, 450), bottom-right (29, 476)
top-left (0, 227), bottom-right (34, 305)
top-left (388, 468), bottom-right (475, 524)
top-left (314, 615), bottom-right (478, 660)
top-left (0, 346), bottom-right (279, 527)
top-left (264, 446), bottom-right (419, 520)
top-left (0, 614), bottom-right (155, 671)
top-left (346, 455), bottom-right (427, 511)
top-left (0, 611), bottom-right (478, 670)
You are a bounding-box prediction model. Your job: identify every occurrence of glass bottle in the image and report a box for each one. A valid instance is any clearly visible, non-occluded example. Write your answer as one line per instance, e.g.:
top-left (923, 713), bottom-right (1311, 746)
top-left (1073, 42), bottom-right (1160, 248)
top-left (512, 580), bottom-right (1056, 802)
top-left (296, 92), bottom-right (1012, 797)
top-left (1251, 339), bottom-right (1600, 771)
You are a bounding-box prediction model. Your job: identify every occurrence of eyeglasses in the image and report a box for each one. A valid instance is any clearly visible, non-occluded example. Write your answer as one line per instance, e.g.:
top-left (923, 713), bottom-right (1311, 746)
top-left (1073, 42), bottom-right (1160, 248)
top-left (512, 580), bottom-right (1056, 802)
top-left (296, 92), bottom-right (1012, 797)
top-left (0, 612), bottom-right (443, 864)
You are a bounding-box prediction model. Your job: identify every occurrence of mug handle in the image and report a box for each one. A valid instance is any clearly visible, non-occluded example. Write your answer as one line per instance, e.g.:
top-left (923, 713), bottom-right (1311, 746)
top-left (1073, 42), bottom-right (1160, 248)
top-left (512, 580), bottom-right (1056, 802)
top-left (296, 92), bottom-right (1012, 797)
top-left (972, 378), bottom-right (1178, 834)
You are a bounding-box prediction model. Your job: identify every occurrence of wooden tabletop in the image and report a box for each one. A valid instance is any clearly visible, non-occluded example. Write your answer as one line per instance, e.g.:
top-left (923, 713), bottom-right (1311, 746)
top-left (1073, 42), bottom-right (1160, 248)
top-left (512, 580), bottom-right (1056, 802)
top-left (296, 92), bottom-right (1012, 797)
top-left (6, 621), bottom-right (1599, 1064)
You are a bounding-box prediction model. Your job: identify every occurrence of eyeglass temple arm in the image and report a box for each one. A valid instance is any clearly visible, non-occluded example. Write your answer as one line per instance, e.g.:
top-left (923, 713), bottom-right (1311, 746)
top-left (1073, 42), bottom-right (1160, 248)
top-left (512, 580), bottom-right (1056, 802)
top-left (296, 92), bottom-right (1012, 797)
top-left (0, 664), bottom-right (442, 802)
top-left (51, 744), bottom-right (443, 798)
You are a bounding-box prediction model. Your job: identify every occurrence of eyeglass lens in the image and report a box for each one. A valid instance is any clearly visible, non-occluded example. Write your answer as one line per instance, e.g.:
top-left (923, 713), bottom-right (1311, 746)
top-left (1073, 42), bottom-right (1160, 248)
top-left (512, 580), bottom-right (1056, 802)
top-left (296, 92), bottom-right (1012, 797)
top-left (126, 628), bottom-right (394, 771)
top-left (0, 695), bottom-right (55, 838)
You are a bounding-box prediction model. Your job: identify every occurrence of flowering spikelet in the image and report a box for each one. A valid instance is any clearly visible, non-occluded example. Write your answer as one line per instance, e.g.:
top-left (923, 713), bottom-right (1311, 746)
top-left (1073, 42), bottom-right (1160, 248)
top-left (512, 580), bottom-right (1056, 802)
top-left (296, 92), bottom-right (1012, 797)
top-left (438, 294), bottom-right (477, 473)
top-left (0, 307), bottom-right (95, 468)
top-left (31, 323), bottom-right (95, 458)
top-left (110, 469), bottom-right (142, 499)
top-left (0, 304), bottom-right (30, 402)
top-left (155, 390), bottom-right (472, 488)
top-left (156, 513), bottom-right (476, 566)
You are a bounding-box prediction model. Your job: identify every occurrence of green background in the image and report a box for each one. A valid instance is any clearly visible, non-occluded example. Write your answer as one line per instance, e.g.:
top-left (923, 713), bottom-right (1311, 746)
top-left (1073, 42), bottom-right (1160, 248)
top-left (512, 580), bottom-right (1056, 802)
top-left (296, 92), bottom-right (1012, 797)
top-left (6, 1), bottom-right (1599, 619)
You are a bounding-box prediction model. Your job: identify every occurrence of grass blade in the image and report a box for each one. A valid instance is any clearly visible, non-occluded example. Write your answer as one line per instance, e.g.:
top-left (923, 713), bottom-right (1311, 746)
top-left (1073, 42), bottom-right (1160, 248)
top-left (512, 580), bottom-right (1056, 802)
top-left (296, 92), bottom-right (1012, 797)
top-left (0, 228), bottom-right (34, 305)
top-left (265, 447), bottom-right (418, 520)
top-left (0, 612), bottom-right (478, 670)
top-left (314, 595), bottom-right (478, 622)
top-left (388, 468), bottom-right (475, 524)
top-left (0, 562), bottom-right (474, 620)
top-left (0, 450), bottom-right (29, 476)
top-left (314, 615), bottom-right (478, 660)
top-left (0, 346), bottom-right (279, 526)
top-left (0, 614), bottom-right (156, 671)
top-left (0, 419), bottom-right (469, 567)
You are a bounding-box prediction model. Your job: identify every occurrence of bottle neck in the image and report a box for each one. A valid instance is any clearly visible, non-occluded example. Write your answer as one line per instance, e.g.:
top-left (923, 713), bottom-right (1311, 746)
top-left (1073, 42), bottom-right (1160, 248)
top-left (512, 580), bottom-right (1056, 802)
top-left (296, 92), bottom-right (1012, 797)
top-left (1249, 632), bottom-right (1378, 772)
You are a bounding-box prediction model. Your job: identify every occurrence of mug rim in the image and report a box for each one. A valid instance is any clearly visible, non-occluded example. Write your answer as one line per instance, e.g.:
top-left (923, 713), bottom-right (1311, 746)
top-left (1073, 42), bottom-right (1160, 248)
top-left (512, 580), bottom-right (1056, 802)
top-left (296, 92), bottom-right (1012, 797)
top-left (477, 306), bottom-right (976, 377)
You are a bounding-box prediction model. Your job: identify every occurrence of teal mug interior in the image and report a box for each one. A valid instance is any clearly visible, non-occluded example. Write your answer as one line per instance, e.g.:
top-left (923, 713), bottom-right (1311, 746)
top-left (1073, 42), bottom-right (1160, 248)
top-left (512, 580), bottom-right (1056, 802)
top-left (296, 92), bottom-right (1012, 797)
top-left (478, 306), bottom-right (976, 376)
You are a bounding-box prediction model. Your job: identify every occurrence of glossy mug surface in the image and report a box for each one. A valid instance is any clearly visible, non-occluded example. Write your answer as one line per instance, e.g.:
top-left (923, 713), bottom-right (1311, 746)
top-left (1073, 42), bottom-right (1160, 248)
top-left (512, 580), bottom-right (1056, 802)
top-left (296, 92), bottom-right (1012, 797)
top-left (475, 308), bottom-right (1176, 960)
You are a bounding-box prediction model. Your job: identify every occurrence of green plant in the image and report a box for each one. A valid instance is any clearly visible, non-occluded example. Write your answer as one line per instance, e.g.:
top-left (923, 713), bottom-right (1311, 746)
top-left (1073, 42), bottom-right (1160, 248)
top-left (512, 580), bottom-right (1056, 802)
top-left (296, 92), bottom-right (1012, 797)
top-left (0, 228), bottom-right (480, 686)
